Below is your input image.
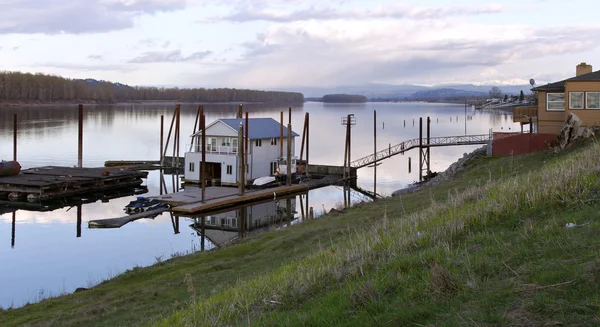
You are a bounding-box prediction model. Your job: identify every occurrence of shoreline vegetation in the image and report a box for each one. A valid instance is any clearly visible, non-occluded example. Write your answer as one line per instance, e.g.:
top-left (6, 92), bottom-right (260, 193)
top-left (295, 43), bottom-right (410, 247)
top-left (2, 136), bottom-right (600, 326)
top-left (0, 71), bottom-right (304, 106)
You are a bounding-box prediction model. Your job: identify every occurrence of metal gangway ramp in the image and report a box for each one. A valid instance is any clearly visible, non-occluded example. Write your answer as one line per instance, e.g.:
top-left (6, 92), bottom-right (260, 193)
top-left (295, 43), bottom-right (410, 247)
top-left (351, 134), bottom-right (490, 169)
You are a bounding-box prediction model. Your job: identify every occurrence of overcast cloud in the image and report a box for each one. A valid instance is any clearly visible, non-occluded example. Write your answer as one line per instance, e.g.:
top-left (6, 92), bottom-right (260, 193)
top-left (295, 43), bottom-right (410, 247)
top-left (1, 0), bottom-right (599, 88)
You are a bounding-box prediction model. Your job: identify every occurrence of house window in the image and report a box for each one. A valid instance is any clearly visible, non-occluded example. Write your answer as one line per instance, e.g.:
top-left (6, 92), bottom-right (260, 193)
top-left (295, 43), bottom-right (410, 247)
top-left (232, 218), bottom-right (237, 228)
top-left (569, 92), bottom-right (584, 109)
top-left (587, 92), bottom-right (600, 109)
top-left (255, 139), bottom-right (262, 147)
top-left (547, 93), bottom-right (565, 111)
top-left (271, 138), bottom-right (277, 146)
top-left (232, 138), bottom-right (238, 153)
top-left (207, 137), bottom-right (217, 152)
top-left (226, 165), bottom-right (233, 175)
top-left (220, 218), bottom-right (226, 226)
top-left (189, 162), bottom-right (195, 172)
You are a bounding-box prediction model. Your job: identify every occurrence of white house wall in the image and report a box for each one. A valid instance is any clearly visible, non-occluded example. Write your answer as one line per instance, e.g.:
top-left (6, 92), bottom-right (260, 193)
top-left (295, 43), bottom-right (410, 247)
top-left (205, 121), bottom-right (237, 137)
top-left (184, 151), bottom-right (252, 185)
top-left (250, 138), bottom-right (296, 178)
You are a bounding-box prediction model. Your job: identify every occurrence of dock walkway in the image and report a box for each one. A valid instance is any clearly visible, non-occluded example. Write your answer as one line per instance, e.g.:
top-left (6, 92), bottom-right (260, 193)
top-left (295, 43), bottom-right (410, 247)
top-left (0, 166), bottom-right (148, 201)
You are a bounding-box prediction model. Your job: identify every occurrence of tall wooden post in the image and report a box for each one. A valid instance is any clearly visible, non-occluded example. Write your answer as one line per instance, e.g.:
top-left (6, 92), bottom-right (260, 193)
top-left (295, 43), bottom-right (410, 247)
top-left (191, 106), bottom-right (201, 151)
top-left (78, 104), bottom-right (83, 168)
top-left (13, 113), bottom-right (17, 161)
top-left (76, 204), bottom-right (82, 238)
top-left (419, 117), bottom-right (423, 182)
top-left (160, 115), bottom-right (164, 165)
top-left (176, 104), bottom-right (181, 168)
top-left (238, 104), bottom-right (243, 119)
top-left (238, 124), bottom-right (245, 195)
top-left (427, 116), bottom-right (431, 175)
top-left (200, 216), bottom-right (205, 251)
top-left (373, 109), bottom-right (377, 198)
top-left (11, 211), bottom-right (16, 248)
top-left (306, 112), bottom-right (309, 177)
top-left (201, 114), bottom-right (206, 202)
top-left (287, 122), bottom-right (292, 186)
top-left (245, 112), bottom-right (249, 180)
top-left (280, 111), bottom-right (284, 159)
top-left (464, 100), bottom-right (467, 135)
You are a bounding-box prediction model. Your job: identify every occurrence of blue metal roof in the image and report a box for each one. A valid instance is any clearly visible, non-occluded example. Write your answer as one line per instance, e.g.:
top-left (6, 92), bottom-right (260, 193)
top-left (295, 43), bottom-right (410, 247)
top-left (219, 118), bottom-right (299, 140)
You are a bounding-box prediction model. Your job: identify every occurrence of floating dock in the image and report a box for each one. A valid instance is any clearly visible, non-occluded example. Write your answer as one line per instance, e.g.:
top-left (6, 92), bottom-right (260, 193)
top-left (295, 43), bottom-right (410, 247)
top-left (0, 166), bottom-right (148, 201)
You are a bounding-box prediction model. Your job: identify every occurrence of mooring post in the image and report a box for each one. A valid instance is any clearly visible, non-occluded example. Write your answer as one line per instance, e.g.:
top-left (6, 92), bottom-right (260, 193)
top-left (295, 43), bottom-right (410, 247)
top-left (408, 157), bottom-right (412, 173)
top-left (427, 116), bottom-right (431, 175)
top-left (306, 112), bottom-right (310, 178)
top-left (419, 117), bottom-right (423, 182)
top-left (287, 122), bottom-right (292, 186)
top-left (191, 105), bottom-right (201, 151)
top-left (160, 115), bottom-right (164, 165)
top-left (13, 113), bottom-right (17, 161)
top-left (245, 112), bottom-right (249, 181)
top-left (238, 104), bottom-right (243, 119)
top-left (280, 111), bottom-right (284, 160)
top-left (176, 104), bottom-right (181, 168)
top-left (76, 204), bottom-right (82, 238)
top-left (201, 113), bottom-right (206, 202)
top-left (163, 108), bottom-right (176, 164)
top-left (238, 124), bottom-right (245, 195)
top-left (78, 104), bottom-right (83, 168)
top-left (373, 109), bottom-right (377, 198)
top-left (11, 211), bottom-right (16, 248)
top-left (464, 100), bottom-right (467, 135)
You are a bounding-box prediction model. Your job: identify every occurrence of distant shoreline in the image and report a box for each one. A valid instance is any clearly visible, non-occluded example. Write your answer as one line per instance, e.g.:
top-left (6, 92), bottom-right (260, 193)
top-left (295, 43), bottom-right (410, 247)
top-left (0, 100), bottom-right (303, 108)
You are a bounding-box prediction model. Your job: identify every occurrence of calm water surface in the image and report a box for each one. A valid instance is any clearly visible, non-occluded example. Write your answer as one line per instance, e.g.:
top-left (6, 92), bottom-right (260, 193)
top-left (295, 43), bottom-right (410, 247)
top-left (0, 102), bottom-right (519, 307)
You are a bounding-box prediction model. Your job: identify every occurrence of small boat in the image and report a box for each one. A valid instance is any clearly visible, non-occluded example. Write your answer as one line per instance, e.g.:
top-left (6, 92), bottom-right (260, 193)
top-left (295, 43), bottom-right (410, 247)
top-left (252, 176), bottom-right (278, 189)
top-left (124, 196), bottom-right (168, 214)
top-left (0, 161), bottom-right (21, 177)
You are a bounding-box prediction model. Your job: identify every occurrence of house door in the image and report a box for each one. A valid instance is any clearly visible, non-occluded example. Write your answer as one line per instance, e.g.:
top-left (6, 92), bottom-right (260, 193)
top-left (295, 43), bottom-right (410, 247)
top-left (203, 162), bottom-right (221, 182)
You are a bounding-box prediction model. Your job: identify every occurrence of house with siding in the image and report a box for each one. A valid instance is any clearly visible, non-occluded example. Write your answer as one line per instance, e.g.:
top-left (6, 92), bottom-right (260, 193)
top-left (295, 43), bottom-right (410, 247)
top-left (516, 62), bottom-right (600, 134)
top-left (184, 118), bottom-right (299, 185)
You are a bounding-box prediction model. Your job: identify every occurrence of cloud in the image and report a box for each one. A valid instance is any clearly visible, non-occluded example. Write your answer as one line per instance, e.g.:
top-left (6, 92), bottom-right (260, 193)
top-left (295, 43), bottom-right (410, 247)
top-left (87, 54), bottom-right (104, 60)
top-left (34, 61), bottom-right (136, 73)
top-left (214, 3), bottom-right (504, 23)
top-left (208, 19), bottom-right (600, 88)
top-left (128, 49), bottom-right (212, 63)
top-left (0, 0), bottom-right (188, 34)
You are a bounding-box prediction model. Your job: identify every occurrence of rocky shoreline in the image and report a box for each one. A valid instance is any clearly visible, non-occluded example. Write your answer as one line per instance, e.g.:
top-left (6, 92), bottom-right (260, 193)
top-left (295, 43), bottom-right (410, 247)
top-left (392, 145), bottom-right (488, 196)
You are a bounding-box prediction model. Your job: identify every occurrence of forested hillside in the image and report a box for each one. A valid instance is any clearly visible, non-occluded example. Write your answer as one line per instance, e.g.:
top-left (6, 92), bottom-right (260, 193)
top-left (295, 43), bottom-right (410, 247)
top-left (0, 72), bottom-right (304, 104)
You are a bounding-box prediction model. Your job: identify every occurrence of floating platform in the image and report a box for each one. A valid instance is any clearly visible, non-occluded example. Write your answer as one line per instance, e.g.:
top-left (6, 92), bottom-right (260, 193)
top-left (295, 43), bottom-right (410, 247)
top-left (0, 166), bottom-right (148, 201)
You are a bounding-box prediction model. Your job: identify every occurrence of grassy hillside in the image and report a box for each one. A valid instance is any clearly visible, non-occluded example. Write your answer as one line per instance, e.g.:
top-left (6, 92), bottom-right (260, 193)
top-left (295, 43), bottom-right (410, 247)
top-left (2, 140), bottom-right (599, 326)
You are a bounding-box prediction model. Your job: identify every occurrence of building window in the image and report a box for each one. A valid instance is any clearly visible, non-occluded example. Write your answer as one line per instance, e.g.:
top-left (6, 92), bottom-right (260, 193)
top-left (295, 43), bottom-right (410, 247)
top-left (569, 92), bottom-right (584, 109)
top-left (207, 137), bottom-right (217, 152)
top-left (227, 165), bottom-right (233, 175)
top-left (587, 92), bottom-right (600, 109)
top-left (189, 162), bottom-right (195, 172)
top-left (271, 138), bottom-right (277, 145)
top-left (255, 139), bottom-right (262, 147)
top-left (547, 93), bottom-right (565, 111)
top-left (232, 138), bottom-right (238, 153)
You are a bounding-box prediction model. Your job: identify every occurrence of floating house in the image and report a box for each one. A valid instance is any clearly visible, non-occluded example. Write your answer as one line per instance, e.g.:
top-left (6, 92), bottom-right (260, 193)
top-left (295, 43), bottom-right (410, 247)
top-left (515, 62), bottom-right (600, 134)
top-left (184, 118), bottom-right (299, 185)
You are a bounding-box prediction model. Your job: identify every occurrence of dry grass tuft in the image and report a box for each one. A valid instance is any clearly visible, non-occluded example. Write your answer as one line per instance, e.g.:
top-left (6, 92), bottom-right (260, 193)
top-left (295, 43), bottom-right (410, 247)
top-left (350, 282), bottom-right (377, 309)
top-left (429, 262), bottom-right (459, 296)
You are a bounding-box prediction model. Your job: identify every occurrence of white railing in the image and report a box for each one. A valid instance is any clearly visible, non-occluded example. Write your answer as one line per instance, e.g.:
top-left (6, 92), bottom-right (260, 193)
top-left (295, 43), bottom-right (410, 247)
top-left (187, 144), bottom-right (243, 155)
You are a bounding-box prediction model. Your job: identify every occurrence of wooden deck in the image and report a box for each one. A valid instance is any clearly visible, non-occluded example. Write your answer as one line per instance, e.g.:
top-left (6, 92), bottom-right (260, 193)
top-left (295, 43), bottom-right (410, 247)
top-left (0, 166), bottom-right (148, 201)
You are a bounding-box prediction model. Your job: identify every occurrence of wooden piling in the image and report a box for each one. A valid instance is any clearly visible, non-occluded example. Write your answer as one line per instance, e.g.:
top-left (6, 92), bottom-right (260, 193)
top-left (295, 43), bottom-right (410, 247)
top-left (287, 123), bottom-right (292, 186)
top-left (162, 108), bottom-right (177, 163)
top-left (176, 105), bottom-right (181, 168)
top-left (299, 113), bottom-right (307, 167)
top-left (280, 111), bottom-right (284, 159)
top-left (419, 117), bottom-right (423, 182)
top-left (306, 112), bottom-right (310, 178)
top-left (191, 105), bottom-right (201, 151)
top-left (427, 116), bottom-right (431, 175)
top-left (201, 113), bottom-right (206, 202)
top-left (238, 124), bottom-right (245, 195)
top-left (78, 104), bottom-right (83, 168)
top-left (13, 113), bottom-right (17, 161)
top-left (373, 109), bottom-right (377, 198)
top-left (160, 115), bottom-right (164, 165)
top-left (76, 204), bottom-right (82, 238)
top-left (238, 104), bottom-right (243, 119)
top-left (201, 216), bottom-right (205, 251)
top-left (309, 206), bottom-right (314, 220)
top-left (11, 211), bottom-right (16, 248)
top-left (408, 157), bottom-right (412, 173)
top-left (245, 112), bottom-right (249, 180)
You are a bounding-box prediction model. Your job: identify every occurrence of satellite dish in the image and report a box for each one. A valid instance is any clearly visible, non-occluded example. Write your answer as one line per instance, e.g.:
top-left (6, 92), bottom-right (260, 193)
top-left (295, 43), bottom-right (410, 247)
top-left (529, 78), bottom-right (536, 87)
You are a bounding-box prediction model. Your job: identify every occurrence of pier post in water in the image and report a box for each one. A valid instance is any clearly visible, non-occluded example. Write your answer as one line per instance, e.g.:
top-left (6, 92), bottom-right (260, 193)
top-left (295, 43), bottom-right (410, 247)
top-left (201, 113), bottom-right (206, 202)
top-left (78, 104), bottom-right (83, 168)
top-left (13, 113), bottom-right (17, 161)
top-left (419, 117), bottom-right (423, 182)
top-left (238, 124), bottom-right (245, 195)
top-left (373, 109), bottom-right (377, 198)
top-left (160, 115), bottom-right (164, 165)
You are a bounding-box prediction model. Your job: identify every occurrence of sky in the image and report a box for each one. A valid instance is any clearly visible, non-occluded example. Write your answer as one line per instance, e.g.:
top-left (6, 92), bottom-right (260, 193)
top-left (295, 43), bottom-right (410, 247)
top-left (0, 0), bottom-right (599, 89)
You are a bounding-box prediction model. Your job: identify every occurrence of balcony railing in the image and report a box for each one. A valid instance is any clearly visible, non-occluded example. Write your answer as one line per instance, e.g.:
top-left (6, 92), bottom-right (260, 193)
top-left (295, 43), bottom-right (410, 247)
top-left (513, 106), bottom-right (537, 123)
top-left (187, 144), bottom-right (246, 155)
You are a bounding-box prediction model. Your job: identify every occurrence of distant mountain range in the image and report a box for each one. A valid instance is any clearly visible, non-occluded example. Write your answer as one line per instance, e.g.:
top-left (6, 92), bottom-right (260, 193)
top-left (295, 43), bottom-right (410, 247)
top-left (278, 83), bottom-right (532, 99)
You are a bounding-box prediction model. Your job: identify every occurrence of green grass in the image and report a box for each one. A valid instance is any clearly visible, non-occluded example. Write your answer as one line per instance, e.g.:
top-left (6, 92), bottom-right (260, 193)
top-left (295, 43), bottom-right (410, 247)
top-left (1, 140), bottom-right (598, 327)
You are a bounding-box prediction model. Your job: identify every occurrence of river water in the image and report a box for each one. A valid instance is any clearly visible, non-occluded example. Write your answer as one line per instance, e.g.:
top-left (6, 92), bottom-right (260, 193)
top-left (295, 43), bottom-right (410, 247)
top-left (0, 102), bottom-right (519, 308)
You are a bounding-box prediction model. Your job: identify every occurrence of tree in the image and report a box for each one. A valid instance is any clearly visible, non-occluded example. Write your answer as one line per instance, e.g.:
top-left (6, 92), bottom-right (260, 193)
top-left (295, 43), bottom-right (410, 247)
top-left (489, 86), bottom-right (502, 99)
top-left (519, 90), bottom-right (525, 102)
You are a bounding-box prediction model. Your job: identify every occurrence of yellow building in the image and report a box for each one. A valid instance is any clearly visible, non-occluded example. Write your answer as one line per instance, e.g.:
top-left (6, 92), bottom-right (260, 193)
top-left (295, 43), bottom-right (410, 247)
top-left (523, 62), bottom-right (600, 134)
